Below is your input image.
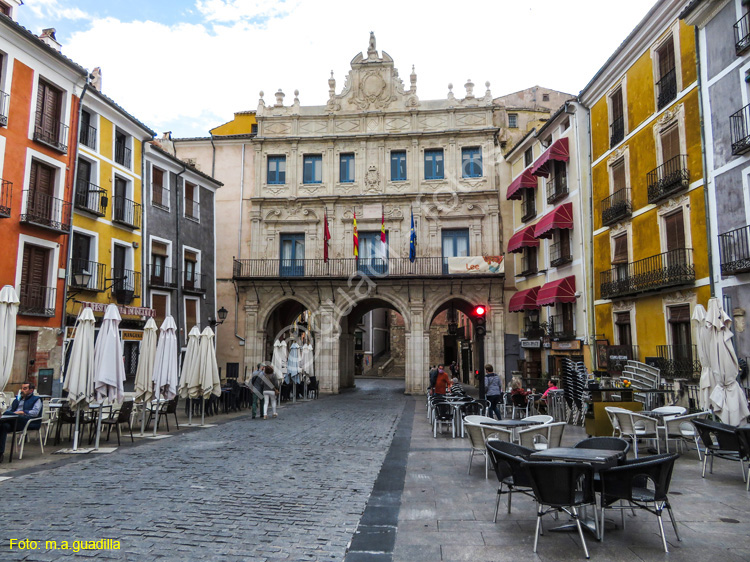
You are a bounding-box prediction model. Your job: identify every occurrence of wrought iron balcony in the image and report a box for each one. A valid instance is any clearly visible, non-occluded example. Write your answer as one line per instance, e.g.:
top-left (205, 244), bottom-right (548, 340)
top-left (656, 67), bottom-right (677, 110)
top-left (184, 199), bottom-right (200, 221)
top-left (233, 256), bottom-right (505, 280)
top-left (549, 241), bottom-right (572, 267)
top-left (600, 248), bottom-right (695, 299)
top-left (112, 196), bottom-right (141, 229)
top-left (719, 224), bottom-right (750, 275)
top-left (148, 264), bottom-right (178, 289)
top-left (111, 268), bottom-right (140, 303)
top-left (114, 142), bottom-right (131, 168)
top-left (548, 315), bottom-right (575, 340)
top-left (730, 103), bottom-right (750, 155)
top-left (610, 115), bottom-right (624, 148)
top-left (20, 190), bottom-right (72, 233)
top-left (520, 252), bottom-right (538, 277)
top-left (0, 179), bottom-right (11, 217)
top-left (68, 259), bottom-right (107, 291)
top-left (523, 320), bottom-right (545, 339)
top-left (79, 124), bottom-right (97, 149)
top-left (646, 154), bottom-right (689, 204)
top-left (735, 12), bottom-right (750, 54)
top-left (521, 194), bottom-right (536, 223)
top-left (601, 188), bottom-right (632, 226)
top-left (546, 174), bottom-right (568, 204)
top-left (0, 90), bottom-right (8, 127)
top-left (33, 112), bottom-right (68, 153)
top-left (183, 271), bottom-right (206, 293)
top-left (19, 284), bottom-right (56, 317)
top-left (74, 179), bottom-right (107, 216)
top-left (657, 344), bottom-right (701, 380)
top-left (604, 344), bottom-right (640, 373)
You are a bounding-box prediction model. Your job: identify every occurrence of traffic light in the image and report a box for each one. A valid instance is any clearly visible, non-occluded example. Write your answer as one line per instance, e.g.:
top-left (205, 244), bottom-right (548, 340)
top-left (472, 305), bottom-right (487, 337)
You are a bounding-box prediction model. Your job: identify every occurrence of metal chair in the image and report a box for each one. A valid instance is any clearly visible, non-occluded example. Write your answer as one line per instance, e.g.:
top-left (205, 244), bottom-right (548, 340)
top-left (464, 421), bottom-right (489, 478)
top-left (599, 453), bottom-right (681, 552)
top-left (522, 460), bottom-right (597, 559)
top-left (662, 411), bottom-right (709, 458)
top-left (612, 409), bottom-right (659, 458)
top-left (511, 392), bottom-right (530, 419)
top-left (458, 402), bottom-right (484, 438)
top-left (147, 397), bottom-right (180, 432)
top-left (736, 426), bottom-right (750, 491)
top-left (101, 401), bottom-right (135, 446)
top-left (517, 421), bottom-right (566, 450)
top-left (433, 402), bottom-right (454, 438)
top-left (485, 440), bottom-right (536, 518)
top-left (16, 415), bottom-right (45, 460)
top-left (523, 415), bottom-right (554, 424)
top-left (692, 418), bottom-right (747, 481)
top-left (574, 436), bottom-right (630, 457)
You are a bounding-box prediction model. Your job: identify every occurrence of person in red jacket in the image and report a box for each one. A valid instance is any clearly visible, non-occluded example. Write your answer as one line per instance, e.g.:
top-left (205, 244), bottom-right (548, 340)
top-left (434, 367), bottom-right (451, 395)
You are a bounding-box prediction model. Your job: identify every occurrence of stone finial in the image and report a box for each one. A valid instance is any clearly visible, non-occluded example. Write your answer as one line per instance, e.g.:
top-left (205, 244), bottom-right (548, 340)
top-left (90, 67), bottom-right (102, 91)
top-left (294, 89), bottom-right (300, 104)
top-left (464, 79), bottom-right (475, 99)
top-left (328, 71), bottom-right (336, 96)
top-left (258, 91), bottom-right (265, 109)
top-left (483, 81), bottom-right (492, 102)
top-left (447, 83), bottom-right (455, 101)
top-left (274, 89), bottom-right (285, 107)
top-left (410, 65), bottom-right (417, 91)
top-left (367, 31), bottom-right (377, 58)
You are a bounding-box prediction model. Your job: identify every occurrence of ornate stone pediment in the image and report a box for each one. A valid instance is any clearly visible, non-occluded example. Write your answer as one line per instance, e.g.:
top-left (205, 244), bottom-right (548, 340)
top-left (263, 206), bottom-right (320, 223)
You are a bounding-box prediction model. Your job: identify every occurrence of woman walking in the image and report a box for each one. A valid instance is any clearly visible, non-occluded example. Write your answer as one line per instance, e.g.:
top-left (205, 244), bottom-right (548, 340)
top-left (262, 365), bottom-right (280, 419)
top-left (484, 364), bottom-right (503, 419)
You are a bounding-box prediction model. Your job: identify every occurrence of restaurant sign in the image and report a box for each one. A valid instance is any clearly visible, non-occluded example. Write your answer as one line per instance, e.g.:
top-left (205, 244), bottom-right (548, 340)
top-left (520, 339), bottom-right (541, 348)
top-left (80, 301), bottom-right (155, 318)
top-left (447, 256), bottom-right (504, 275)
top-left (551, 340), bottom-right (582, 351)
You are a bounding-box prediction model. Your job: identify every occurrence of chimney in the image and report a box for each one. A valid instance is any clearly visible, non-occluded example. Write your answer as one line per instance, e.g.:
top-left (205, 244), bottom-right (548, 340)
top-left (90, 67), bottom-right (102, 91)
top-left (38, 28), bottom-right (62, 52)
top-left (160, 132), bottom-right (175, 155)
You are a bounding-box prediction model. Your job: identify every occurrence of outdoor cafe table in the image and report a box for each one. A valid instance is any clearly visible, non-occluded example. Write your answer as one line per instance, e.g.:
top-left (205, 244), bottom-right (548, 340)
top-left (482, 418), bottom-right (543, 441)
top-left (0, 413), bottom-right (19, 463)
top-left (530, 447), bottom-right (626, 537)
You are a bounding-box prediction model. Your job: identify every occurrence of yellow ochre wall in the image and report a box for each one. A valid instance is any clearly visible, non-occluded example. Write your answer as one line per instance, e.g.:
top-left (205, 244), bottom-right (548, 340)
top-left (211, 112), bottom-right (257, 136)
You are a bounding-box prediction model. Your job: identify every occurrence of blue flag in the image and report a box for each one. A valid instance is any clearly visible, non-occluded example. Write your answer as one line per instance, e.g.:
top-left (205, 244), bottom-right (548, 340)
top-left (409, 209), bottom-right (417, 262)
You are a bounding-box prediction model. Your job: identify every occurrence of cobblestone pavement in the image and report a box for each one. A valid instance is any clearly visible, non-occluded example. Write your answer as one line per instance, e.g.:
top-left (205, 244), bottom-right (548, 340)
top-left (1, 380), bottom-right (409, 562)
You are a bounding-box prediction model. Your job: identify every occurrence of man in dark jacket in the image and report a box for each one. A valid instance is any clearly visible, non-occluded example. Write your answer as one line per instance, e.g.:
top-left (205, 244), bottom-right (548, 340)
top-left (250, 364), bottom-right (265, 419)
top-left (1, 382), bottom-right (43, 462)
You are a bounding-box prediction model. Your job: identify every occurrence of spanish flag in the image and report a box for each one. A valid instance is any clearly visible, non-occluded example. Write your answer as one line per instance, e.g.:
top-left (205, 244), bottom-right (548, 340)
top-left (380, 208), bottom-right (386, 255)
top-left (323, 210), bottom-right (331, 263)
top-left (353, 211), bottom-right (359, 259)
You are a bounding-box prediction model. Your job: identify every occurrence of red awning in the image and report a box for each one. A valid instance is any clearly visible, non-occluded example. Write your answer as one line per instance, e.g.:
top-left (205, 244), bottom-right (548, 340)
top-left (507, 225), bottom-right (540, 253)
top-left (506, 169), bottom-right (537, 200)
top-left (508, 286), bottom-right (541, 312)
top-left (534, 202), bottom-right (574, 239)
top-left (537, 275), bottom-right (577, 306)
top-left (531, 137), bottom-right (570, 177)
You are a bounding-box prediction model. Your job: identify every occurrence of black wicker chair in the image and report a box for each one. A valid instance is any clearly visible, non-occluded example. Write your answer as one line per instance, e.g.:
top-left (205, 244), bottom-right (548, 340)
top-left (692, 419), bottom-right (746, 481)
top-left (485, 441), bottom-right (536, 518)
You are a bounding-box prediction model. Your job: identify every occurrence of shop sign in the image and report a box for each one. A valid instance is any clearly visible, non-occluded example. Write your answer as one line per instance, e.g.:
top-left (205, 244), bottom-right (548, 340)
top-left (122, 331), bottom-right (143, 341)
top-left (80, 301), bottom-right (155, 318)
top-left (447, 256), bottom-right (504, 275)
top-left (551, 340), bottom-right (582, 351)
top-left (520, 339), bottom-right (541, 349)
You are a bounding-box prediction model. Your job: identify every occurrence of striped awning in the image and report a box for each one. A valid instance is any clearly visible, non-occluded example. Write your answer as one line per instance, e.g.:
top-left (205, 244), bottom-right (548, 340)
top-left (531, 137), bottom-right (570, 177)
top-left (508, 286), bottom-right (541, 312)
top-left (506, 169), bottom-right (538, 200)
top-left (534, 202), bottom-right (574, 239)
top-left (507, 225), bottom-right (540, 254)
top-left (537, 275), bottom-right (577, 306)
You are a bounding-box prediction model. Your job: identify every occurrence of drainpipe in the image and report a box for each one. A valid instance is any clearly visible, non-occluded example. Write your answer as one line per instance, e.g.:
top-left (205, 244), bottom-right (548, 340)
top-left (235, 142), bottom-right (246, 346)
top-left (694, 26), bottom-right (715, 298)
top-left (141, 137), bottom-right (148, 315)
top-left (175, 159), bottom-right (187, 343)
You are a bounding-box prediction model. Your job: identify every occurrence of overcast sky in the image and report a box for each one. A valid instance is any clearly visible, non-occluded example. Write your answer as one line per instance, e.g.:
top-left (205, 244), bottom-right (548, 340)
top-left (18, 0), bottom-right (658, 138)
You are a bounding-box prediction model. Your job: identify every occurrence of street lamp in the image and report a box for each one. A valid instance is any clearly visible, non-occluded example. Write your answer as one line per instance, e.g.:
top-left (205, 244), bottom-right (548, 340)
top-left (210, 306), bottom-right (228, 327)
top-left (73, 270), bottom-right (91, 288)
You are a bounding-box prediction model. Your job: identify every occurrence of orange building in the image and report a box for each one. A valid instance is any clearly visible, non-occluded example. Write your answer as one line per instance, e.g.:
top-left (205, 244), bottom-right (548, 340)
top-left (0, 18), bottom-right (87, 393)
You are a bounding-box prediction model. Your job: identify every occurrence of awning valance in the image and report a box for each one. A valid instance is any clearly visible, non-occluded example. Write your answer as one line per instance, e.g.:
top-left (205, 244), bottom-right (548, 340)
top-left (537, 275), bottom-right (577, 306)
top-left (506, 169), bottom-right (538, 200)
top-left (534, 202), bottom-right (574, 239)
top-left (531, 137), bottom-right (570, 177)
top-left (507, 225), bottom-right (540, 254)
top-left (508, 286), bottom-right (541, 312)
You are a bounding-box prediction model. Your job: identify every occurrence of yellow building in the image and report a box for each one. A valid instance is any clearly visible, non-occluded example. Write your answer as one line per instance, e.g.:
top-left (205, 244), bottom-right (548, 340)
top-left (579, 0), bottom-right (709, 380)
top-left (65, 82), bottom-right (155, 387)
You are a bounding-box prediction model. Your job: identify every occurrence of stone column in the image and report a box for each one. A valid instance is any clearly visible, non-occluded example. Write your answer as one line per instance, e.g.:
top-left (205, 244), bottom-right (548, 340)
top-left (243, 300), bottom-right (264, 367)
top-left (314, 302), bottom-right (340, 394)
top-left (404, 301), bottom-right (427, 394)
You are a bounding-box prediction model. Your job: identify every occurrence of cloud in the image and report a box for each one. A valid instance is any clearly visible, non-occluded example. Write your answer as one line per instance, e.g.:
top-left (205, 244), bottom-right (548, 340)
top-left (26, 0), bottom-right (89, 21)
top-left (195, 0), bottom-right (300, 23)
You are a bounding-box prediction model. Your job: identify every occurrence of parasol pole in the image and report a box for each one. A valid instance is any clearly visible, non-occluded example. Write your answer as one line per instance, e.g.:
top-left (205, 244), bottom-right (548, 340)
top-left (72, 409), bottom-right (81, 451)
top-left (201, 395), bottom-right (206, 426)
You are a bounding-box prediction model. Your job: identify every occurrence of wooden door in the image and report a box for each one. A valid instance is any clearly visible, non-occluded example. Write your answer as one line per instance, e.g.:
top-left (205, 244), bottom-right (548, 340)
top-left (21, 244), bottom-right (50, 311)
top-left (114, 177), bottom-right (127, 222)
top-left (113, 245), bottom-right (127, 292)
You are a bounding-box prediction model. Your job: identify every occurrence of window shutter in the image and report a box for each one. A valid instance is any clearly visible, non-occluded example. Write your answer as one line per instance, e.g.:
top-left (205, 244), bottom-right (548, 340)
top-left (615, 311), bottom-right (631, 325)
top-left (664, 210), bottom-right (685, 251)
top-left (661, 126), bottom-right (680, 163)
top-left (612, 234), bottom-right (628, 264)
top-left (668, 305), bottom-right (691, 323)
top-left (611, 88), bottom-right (623, 121)
top-left (152, 242), bottom-right (168, 257)
top-left (612, 160), bottom-right (626, 191)
top-left (22, 245), bottom-right (49, 287)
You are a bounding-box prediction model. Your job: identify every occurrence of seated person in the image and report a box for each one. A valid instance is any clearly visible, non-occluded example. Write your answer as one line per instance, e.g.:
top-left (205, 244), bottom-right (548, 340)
top-left (510, 376), bottom-right (530, 406)
top-left (535, 379), bottom-right (559, 413)
top-left (1, 382), bottom-right (43, 463)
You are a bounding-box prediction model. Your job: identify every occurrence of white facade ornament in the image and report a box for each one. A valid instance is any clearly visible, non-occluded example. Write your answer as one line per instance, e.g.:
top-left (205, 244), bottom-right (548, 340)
top-left (364, 165), bottom-right (381, 192)
top-left (274, 89), bottom-right (285, 107)
top-left (464, 79), bottom-right (475, 99)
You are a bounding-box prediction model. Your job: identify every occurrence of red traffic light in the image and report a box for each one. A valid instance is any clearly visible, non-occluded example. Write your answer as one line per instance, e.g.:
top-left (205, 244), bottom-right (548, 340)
top-left (473, 305), bottom-right (486, 316)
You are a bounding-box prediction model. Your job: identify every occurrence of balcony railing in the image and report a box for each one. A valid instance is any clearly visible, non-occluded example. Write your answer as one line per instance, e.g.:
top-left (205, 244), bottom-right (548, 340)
top-left (112, 196), bottom-right (141, 229)
top-left (79, 124), bottom-right (97, 149)
top-left (601, 248), bottom-right (694, 299)
top-left (183, 271), bottom-right (206, 293)
top-left (646, 154), bottom-right (689, 204)
top-left (610, 115), bottom-right (624, 147)
top-left (657, 344), bottom-right (701, 380)
top-left (74, 179), bottom-right (107, 216)
top-left (0, 90), bottom-right (9, 126)
top-left (735, 12), bottom-right (750, 54)
top-left (548, 315), bottom-right (575, 340)
top-left (19, 284), bottom-right (56, 316)
top-left (0, 179), bottom-right (11, 217)
top-left (233, 256), bottom-right (505, 280)
top-left (656, 67), bottom-right (677, 110)
top-left (111, 268), bottom-right (140, 303)
top-left (33, 112), bottom-right (68, 153)
top-left (546, 174), bottom-right (568, 204)
top-left (68, 259), bottom-right (107, 292)
top-left (114, 142), bottom-right (131, 168)
top-left (184, 199), bottom-right (200, 221)
top-left (549, 241), bottom-right (572, 267)
top-left (149, 264), bottom-right (178, 289)
top-left (152, 185), bottom-right (170, 210)
top-left (601, 188), bottom-right (632, 226)
top-left (730, 103), bottom-right (750, 156)
top-left (719, 224), bottom-right (750, 275)
top-left (521, 194), bottom-right (536, 223)
top-left (604, 344), bottom-right (640, 374)
top-left (20, 190), bottom-right (72, 233)
top-left (520, 252), bottom-right (538, 277)
top-left (523, 320), bottom-right (545, 339)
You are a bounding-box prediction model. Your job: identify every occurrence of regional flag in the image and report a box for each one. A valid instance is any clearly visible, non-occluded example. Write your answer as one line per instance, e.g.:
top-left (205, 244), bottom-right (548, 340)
top-left (324, 210), bottom-right (331, 263)
top-left (409, 208), bottom-right (417, 263)
top-left (380, 208), bottom-right (386, 256)
top-left (353, 211), bottom-right (359, 259)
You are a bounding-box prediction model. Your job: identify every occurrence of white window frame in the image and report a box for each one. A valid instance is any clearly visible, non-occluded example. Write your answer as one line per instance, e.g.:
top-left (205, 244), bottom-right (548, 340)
top-left (650, 25), bottom-right (683, 110)
top-left (657, 196), bottom-right (692, 254)
top-left (27, 73), bottom-right (71, 142)
top-left (182, 244), bottom-right (201, 281)
top-left (150, 290), bottom-right (171, 322)
top-left (21, 148), bottom-right (66, 216)
top-left (612, 303), bottom-right (637, 347)
top-left (183, 296), bottom-right (200, 343)
top-left (606, 77), bottom-right (629, 141)
top-left (183, 179), bottom-right (200, 222)
top-left (610, 223), bottom-right (633, 266)
top-left (113, 126), bottom-right (133, 171)
top-left (149, 235), bottom-right (173, 269)
top-left (150, 163), bottom-right (170, 210)
top-left (111, 237), bottom-right (135, 272)
top-left (79, 107), bottom-right (100, 154)
top-left (14, 234), bottom-right (60, 294)
top-left (662, 293), bottom-right (697, 347)
top-left (607, 148), bottom-right (631, 197)
top-left (653, 103), bottom-right (687, 169)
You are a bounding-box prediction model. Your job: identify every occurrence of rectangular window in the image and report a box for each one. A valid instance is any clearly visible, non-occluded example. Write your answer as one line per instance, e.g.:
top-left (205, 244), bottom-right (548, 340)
top-left (35, 79), bottom-right (63, 150)
top-left (521, 188), bottom-right (536, 221)
top-left (151, 241), bottom-right (168, 285)
top-left (71, 233), bottom-right (93, 287)
top-left (303, 154), bottom-right (322, 184)
top-left (612, 234), bottom-right (629, 265)
top-left (20, 244), bottom-right (53, 315)
top-left (280, 233), bottom-right (305, 277)
top-left (27, 159), bottom-right (57, 225)
top-left (267, 155), bottom-right (286, 184)
top-left (660, 125), bottom-right (680, 164)
top-left (669, 304), bottom-right (692, 356)
top-left (339, 153), bottom-right (354, 183)
top-left (612, 159), bottom-right (626, 192)
top-left (152, 167), bottom-right (167, 209)
top-left (615, 311), bottom-right (632, 346)
top-left (114, 129), bottom-right (131, 168)
top-left (542, 93), bottom-right (550, 102)
top-left (79, 109), bottom-right (96, 148)
top-left (184, 250), bottom-right (198, 289)
top-left (424, 148), bottom-right (444, 180)
top-left (441, 229), bottom-right (469, 273)
top-left (656, 37), bottom-right (677, 109)
top-left (358, 231), bottom-right (389, 274)
top-left (185, 298), bottom-right (198, 341)
top-left (508, 113), bottom-right (518, 128)
top-left (461, 147), bottom-right (482, 178)
top-left (524, 148), bottom-right (533, 167)
top-left (184, 181), bottom-right (199, 221)
top-left (610, 87), bottom-right (624, 147)
top-left (391, 151), bottom-right (407, 181)
top-left (152, 293), bottom-right (169, 327)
